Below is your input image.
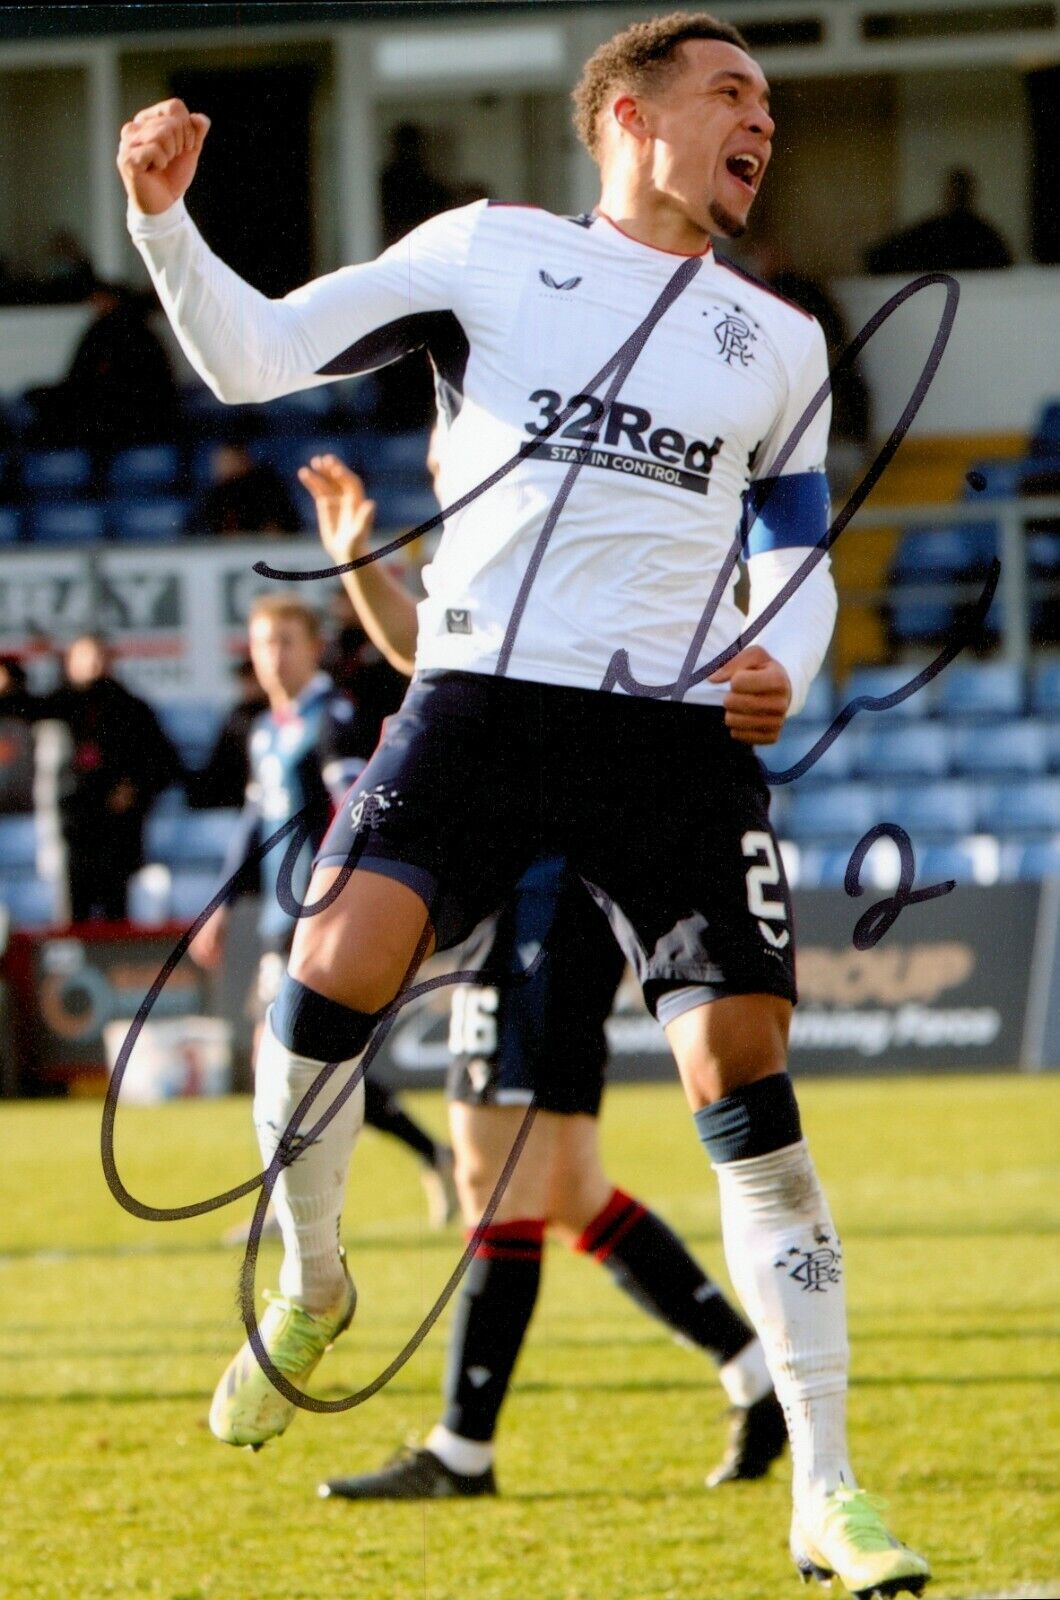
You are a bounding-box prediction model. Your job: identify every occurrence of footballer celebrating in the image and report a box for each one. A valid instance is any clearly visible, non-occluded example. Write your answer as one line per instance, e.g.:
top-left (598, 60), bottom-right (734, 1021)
top-left (119, 11), bottom-right (930, 1597)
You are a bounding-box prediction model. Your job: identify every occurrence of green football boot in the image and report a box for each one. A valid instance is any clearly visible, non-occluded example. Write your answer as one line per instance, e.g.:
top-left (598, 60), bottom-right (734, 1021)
top-left (209, 1255), bottom-right (356, 1449)
top-left (791, 1487), bottom-right (931, 1599)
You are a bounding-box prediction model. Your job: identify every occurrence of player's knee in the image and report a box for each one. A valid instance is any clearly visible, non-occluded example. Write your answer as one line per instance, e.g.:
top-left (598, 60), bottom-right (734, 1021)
top-left (668, 995), bottom-right (790, 1107)
top-left (545, 1164), bottom-right (612, 1234)
top-left (269, 973), bottom-right (376, 1063)
top-left (288, 945), bottom-right (402, 1016)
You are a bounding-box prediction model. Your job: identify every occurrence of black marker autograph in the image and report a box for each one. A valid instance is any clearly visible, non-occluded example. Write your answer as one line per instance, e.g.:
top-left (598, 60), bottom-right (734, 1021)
top-left (843, 823), bottom-right (956, 951)
top-left (105, 266), bottom-right (994, 1416)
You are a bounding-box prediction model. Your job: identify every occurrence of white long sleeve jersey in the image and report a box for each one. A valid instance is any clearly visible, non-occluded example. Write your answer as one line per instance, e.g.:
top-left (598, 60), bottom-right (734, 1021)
top-left (131, 198), bottom-right (836, 710)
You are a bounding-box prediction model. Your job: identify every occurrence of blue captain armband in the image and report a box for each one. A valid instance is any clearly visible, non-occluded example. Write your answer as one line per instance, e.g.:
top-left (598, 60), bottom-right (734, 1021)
top-left (740, 470), bottom-right (830, 558)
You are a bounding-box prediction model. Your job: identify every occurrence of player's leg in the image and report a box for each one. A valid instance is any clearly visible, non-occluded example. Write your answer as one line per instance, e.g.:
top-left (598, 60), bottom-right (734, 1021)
top-left (209, 866), bottom-right (435, 1448)
top-left (545, 1113), bottom-right (786, 1485)
top-left (361, 1076), bottom-right (458, 1228)
top-left (212, 671), bottom-right (540, 1451)
top-left (320, 1101), bottom-right (558, 1501)
top-left (572, 694), bottom-right (929, 1596)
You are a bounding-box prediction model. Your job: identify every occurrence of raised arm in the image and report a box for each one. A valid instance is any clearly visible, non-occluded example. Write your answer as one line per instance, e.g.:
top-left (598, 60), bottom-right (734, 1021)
top-left (300, 454), bottom-right (419, 678)
top-left (118, 99), bottom-right (474, 404)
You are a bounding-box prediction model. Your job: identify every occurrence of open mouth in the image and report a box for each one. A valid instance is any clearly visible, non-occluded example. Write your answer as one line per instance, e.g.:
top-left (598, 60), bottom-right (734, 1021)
top-left (725, 153), bottom-right (762, 193)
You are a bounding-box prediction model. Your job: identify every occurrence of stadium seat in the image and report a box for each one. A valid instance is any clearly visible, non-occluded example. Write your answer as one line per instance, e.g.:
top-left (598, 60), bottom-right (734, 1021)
top-left (329, 374), bottom-right (379, 420)
top-left (950, 720), bottom-right (1048, 777)
top-left (977, 778), bottom-right (1060, 835)
top-left (1030, 399), bottom-right (1060, 457)
top-left (790, 673), bottom-right (833, 724)
top-left (999, 836), bottom-right (1060, 880)
top-left (107, 444), bottom-right (182, 499)
top-left (962, 460), bottom-right (1022, 500)
top-left (761, 722), bottom-right (852, 787)
top-left (787, 782), bottom-right (877, 844)
top-left (144, 806), bottom-right (238, 868)
top-left (793, 847), bottom-right (856, 888)
top-left (1031, 660), bottom-right (1060, 716)
top-left (842, 665), bottom-right (931, 719)
top-left (883, 780), bottom-right (978, 837)
top-left (0, 506), bottom-right (21, 543)
top-left (258, 388), bottom-right (336, 429)
top-left (918, 840), bottom-right (997, 886)
top-left (934, 662), bottom-right (1025, 719)
top-left (1043, 722), bottom-right (1060, 774)
top-left (157, 701), bottom-right (225, 769)
top-left (0, 814), bottom-right (38, 872)
top-left (21, 447), bottom-right (93, 500)
top-left (109, 497), bottom-right (191, 542)
top-left (251, 433), bottom-right (360, 486)
top-left (853, 720), bottom-right (949, 781)
top-left (26, 502), bottom-right (106, 544)
top-left (0, 875), bottom-right (57, 929)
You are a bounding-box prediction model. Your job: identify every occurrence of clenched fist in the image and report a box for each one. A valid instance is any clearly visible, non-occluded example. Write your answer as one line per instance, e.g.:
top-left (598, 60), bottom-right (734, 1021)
top-left (117, 98), bottom-right (211, 216)
top-left (709, 644), bottom-right (792, 745)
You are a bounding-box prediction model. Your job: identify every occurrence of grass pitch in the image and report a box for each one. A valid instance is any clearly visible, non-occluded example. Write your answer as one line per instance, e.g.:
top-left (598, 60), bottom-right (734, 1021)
top-left (0, 1074), bottom-right (1056, 1600)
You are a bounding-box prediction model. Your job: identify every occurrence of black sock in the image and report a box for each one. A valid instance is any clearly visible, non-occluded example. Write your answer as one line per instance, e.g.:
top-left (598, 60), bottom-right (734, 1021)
top-left (441, 1219), bottom-right (545, 1443)
top-left (363, 1077), bottom-right (439, 1165)
top-left (574, 1188), bottom-right (753, 1366)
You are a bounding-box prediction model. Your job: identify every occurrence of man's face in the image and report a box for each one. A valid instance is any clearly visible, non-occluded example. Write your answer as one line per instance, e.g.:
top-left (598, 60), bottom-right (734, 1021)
top-left (627, 39), bottom-right (774, 239)
top-left (248, 614), bottom-right (320, 702)
top-left (66, 637), bottom-right (108, 687)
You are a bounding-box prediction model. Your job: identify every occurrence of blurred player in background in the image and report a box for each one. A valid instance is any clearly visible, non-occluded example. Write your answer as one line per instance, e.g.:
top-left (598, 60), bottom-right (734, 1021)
top-left (120, 11), bottom-right (929, 1594)
top-left (188, 593), bottom-right (457, 1230)
top-left (300, 449), bottom-right (786, 1500)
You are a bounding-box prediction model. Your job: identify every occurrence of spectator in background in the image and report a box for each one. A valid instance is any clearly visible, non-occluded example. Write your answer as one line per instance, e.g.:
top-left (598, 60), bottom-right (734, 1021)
top-left (37, 229), bottom-right (97, 304)
top-left (0, 658), bottom-right (37, 815)
top-left (29, 281), bottom-right (181, 457)
top-left (186, 657), bottom-right (267, 809)
top-left (865, 168), bottom-right (1013, 275)
top-left (35, 634), bottom-right (181, 922)
top-left (187, 443), bottom-right (301, 537)
top-left (377, 124), bottom-right (458, 431)
top-left (743, 240), bottom-right (871, 496)
top-left (379, 122), bottom-right (455, 247)
top-left (322, 587), bottom-right (407, 750)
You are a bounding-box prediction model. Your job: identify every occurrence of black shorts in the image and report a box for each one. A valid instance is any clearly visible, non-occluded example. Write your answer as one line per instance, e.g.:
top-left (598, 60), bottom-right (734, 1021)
top-left (446, 855), bottom-right (626, 1117)
top-left (316, 670), bottom-right (796, 1022)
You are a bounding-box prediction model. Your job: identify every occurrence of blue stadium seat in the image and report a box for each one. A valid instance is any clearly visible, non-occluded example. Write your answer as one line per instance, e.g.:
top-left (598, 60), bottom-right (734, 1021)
top-left (977, 778), bottom-right (1060, 835)
top-left (787, 782), bottom-right (877, 844)
top-left (26, 502), bottom-right (106, 544)
top-left (1030, 400), bottom-right (1060, 457)
top-left (1031, 660), bottom-right (1060, 716)
top-left (853, 720), bottom-right (949, 780)
top-left (950, 720), bottom-right (1048, 777)
top-left (0, 875), bottom-right (57, 929)
top-left (21, 447), bottom-right (93, 500)
top-left (0, 506), bottom-right (21, 543)
top-left (169, 869), bottom-right (225, 923)
top-left (109, 497), bottom-right (191, 542)
top-left (107, 445), bottom-right (182, 499)
top-left (843, 666), bottom-right (932, 719)
top-left (761, 722), bottom-right (852, 787)
top-left (999, 836), bottom-right (1060, 880)
top-left (918, 842), bottom-right (986, 885)
top-left (935, 662), bottom-right (1025, 719)
top-left (883, 781), bottom-right (978, 837)
top-left (145, 806), bottom-right (238, 867)
top-left (0, 814), bottom-right (38, 872)
top-left (791, 847), bottom-right (853, 888)
top-left (892, 524), bottom-right (995, 581)
top-left (790, 673), bottom-right (833, 724)
top-left (329, 374), bottom-right (379, 419)
top-left (962, 460), bottom-right (1022, 500)
top-left (1043, 722), bottom-right (1060, 774)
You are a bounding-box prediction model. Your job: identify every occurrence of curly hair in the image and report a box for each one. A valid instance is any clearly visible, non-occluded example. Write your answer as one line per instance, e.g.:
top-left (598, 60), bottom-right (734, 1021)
top-left (571, 10), bottom-right (751, 162)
